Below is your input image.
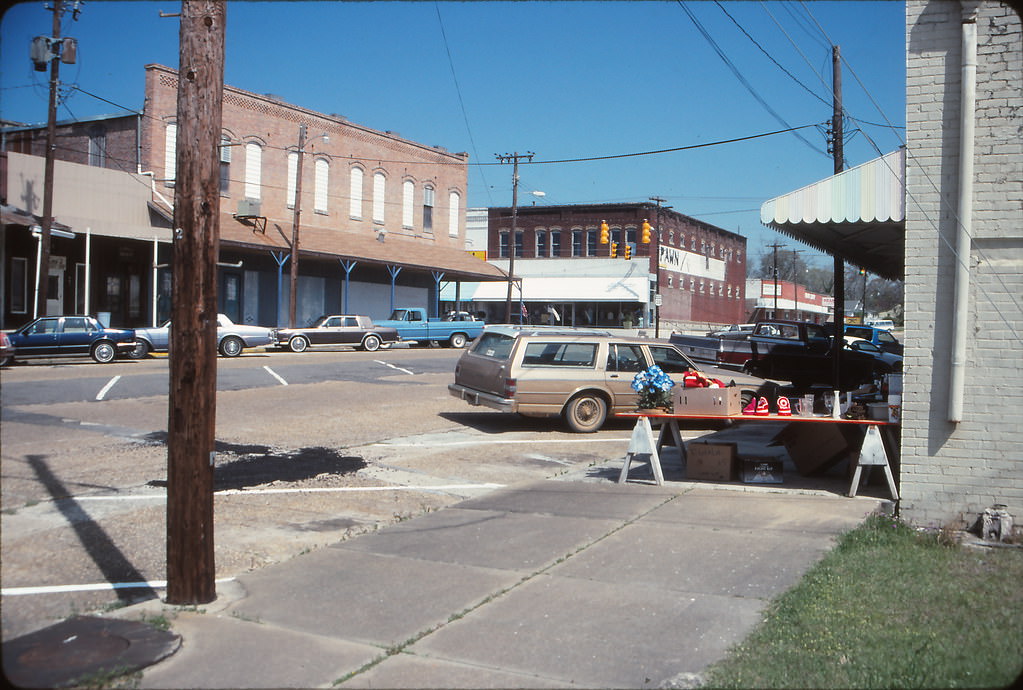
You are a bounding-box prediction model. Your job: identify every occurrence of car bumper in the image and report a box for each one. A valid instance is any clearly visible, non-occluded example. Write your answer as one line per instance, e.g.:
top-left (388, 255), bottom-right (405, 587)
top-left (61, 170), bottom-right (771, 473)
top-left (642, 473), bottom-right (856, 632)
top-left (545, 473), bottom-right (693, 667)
top-left (115, 341), bottom-right (138, 353)
top-left (448, 383), bottom-right (516, 413)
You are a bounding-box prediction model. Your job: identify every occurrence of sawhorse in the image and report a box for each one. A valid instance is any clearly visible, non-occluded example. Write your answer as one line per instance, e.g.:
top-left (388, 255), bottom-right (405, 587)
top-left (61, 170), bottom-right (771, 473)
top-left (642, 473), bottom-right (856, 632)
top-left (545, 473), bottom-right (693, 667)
top-left (618, 417), bottom-right (687, 485)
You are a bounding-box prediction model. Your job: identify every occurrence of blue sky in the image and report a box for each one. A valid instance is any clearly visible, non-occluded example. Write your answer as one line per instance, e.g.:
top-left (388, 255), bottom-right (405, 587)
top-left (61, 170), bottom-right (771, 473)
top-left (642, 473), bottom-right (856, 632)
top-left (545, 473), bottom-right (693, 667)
top-left (1, 1), bottom-right (906, 268)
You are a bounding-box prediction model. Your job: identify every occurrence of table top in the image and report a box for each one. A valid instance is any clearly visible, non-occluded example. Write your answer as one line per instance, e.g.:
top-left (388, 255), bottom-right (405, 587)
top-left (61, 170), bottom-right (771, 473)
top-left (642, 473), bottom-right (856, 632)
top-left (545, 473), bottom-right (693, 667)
top-left (618, 410), bottom-right (896, 426)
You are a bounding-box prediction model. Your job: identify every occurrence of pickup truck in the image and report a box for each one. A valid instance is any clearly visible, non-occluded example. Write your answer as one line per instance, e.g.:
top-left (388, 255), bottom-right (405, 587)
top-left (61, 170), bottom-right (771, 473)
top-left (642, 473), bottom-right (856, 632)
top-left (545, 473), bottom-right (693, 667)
top-left (374, 307), bottom-right (485, 348)
top-left (671, 319), bottom-right (890, 391)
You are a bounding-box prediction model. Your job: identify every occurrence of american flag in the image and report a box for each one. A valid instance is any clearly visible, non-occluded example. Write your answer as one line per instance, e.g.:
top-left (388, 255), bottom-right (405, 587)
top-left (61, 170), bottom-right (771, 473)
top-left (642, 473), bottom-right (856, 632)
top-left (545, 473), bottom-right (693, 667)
top-left (520, 303), bottom-right (528, 317)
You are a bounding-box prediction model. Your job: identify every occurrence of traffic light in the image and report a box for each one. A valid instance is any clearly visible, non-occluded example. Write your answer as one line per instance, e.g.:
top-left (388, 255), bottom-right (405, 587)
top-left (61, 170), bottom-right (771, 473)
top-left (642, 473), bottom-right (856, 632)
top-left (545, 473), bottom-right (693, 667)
top-left (599, 220), bottom-right (609, 244)
top-left (624, 243), bottom-right (632, 260)
top-left (641, 219), bottom-right (652, 244)
top-left (610, 241), bottom-right (618, 258)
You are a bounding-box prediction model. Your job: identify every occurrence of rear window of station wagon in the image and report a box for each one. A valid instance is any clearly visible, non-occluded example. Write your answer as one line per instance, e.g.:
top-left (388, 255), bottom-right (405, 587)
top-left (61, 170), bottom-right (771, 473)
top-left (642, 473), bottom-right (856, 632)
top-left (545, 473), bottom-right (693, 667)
top-left (471, 332), bottom-right (516, 360)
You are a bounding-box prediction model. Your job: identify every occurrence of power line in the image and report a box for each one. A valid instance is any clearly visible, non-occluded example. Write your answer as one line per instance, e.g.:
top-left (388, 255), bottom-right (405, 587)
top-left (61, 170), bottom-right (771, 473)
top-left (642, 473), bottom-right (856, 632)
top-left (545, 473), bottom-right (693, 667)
top-left (714, 0), bottom-right (831, 109)
top-left (677, 0), bottom-right (828, 158)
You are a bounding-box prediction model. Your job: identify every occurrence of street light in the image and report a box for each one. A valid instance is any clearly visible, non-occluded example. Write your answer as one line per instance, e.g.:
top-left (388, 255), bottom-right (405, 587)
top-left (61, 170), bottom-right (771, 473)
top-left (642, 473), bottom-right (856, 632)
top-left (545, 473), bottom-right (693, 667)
top-left (288, 124), bottom-right (329, 328)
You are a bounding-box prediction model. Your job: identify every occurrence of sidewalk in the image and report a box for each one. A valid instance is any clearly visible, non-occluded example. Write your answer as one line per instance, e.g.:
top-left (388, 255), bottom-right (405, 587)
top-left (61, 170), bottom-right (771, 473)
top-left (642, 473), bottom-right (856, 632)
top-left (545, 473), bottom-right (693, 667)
top-left (124, 474), bottom-right (884, 689)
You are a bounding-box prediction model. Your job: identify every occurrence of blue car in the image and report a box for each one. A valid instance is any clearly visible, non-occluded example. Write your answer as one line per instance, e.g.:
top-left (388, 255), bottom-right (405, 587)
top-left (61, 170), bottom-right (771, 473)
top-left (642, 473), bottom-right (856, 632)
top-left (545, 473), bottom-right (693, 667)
top-left (4, 315), bottom-right (136, 364)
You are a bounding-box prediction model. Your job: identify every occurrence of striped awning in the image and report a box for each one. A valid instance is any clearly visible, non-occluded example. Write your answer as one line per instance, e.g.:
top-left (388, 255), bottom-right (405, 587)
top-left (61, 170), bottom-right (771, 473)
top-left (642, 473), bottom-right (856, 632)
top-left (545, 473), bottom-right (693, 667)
top-left (760, 148), bottom-right (905, 280)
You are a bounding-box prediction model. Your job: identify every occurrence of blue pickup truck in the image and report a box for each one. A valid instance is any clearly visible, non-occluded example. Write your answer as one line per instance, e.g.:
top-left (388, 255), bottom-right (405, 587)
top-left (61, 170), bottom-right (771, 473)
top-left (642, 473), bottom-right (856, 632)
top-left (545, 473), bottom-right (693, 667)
top-left (375, 307), bottom-right (485, 348)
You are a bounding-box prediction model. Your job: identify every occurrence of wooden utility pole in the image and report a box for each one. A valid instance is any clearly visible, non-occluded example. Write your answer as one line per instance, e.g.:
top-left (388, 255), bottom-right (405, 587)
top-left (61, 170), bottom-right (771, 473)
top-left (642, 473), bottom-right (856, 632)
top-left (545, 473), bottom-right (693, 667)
top-left (767, 242), bottom-right (785, 317)
top-left (288, 123), bottom-right (306, 329)
top-left (831, 44), bottom-right (845, 391)
top-left (497, 152), bottom-right (533, 323)
top-left (166, 0), bottom-right (225, 605)
top-left (35, 0), bottom-right (63, 317)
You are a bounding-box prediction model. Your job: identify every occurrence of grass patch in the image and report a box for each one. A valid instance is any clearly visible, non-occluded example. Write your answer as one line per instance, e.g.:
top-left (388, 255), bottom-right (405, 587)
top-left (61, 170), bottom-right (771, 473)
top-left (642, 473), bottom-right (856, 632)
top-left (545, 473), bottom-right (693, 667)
top-left (703, 514), bottom-right (1023, 689)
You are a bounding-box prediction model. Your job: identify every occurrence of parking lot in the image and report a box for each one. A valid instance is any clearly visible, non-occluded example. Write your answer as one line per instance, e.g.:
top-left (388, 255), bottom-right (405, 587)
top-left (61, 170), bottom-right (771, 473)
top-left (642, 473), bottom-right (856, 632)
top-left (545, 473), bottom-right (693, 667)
top-left (1, 347), bottom-right (681, 639)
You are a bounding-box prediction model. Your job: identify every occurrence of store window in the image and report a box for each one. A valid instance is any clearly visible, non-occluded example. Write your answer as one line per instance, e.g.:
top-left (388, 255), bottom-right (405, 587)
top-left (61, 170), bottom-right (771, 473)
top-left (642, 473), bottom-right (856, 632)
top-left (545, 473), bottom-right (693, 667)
top-left (423, 185), bottom-right (434, 232)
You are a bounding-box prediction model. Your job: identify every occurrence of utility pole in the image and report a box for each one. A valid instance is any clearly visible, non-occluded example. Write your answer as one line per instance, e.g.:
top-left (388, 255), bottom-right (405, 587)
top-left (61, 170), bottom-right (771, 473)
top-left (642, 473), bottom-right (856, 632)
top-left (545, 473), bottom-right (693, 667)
top-left (791, 248), bottom-right (804, 320)
top-left (35, 0), bottom-right (64, 317)
top-left (289, 123), bottom-right (306, 329)
top-left (768, 242), bottom-right (785, 317)
top-left (497, 152), bottom-right (533, 323)
top-left (830, 44), bottom-right (845, 390)
top-left (649, 196), bottom-right (666, 338)
top-left (166, 0), bottom-right (225, 605)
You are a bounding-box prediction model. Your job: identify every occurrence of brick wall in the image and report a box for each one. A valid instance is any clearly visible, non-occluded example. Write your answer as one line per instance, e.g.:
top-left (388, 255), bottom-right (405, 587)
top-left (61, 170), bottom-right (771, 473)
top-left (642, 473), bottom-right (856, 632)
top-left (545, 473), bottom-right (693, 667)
top-left (902, 1), bottom-right (1023, 527)
top-left (140, 64), bottom-right (468, 248)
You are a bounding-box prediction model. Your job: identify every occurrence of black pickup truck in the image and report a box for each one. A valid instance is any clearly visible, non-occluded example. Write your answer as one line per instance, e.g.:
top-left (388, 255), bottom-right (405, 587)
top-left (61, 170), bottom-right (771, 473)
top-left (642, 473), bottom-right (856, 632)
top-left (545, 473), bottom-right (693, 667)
top-left (671, 319), bottom-right (889, 391)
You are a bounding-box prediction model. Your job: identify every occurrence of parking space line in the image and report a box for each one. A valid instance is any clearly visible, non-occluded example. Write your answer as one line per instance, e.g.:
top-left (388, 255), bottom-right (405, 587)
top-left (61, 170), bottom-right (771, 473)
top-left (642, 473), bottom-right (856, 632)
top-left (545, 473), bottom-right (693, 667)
top-left (95, 375), bottom-right (121, 401)
top-left (2, 577), bottom-right (236, 597)
top-left (372, 437), bottom-right (630, 447)
top-left (263, 365), bottom-right (288, 385)
top-left (375, 360), bottom-right (414, 375)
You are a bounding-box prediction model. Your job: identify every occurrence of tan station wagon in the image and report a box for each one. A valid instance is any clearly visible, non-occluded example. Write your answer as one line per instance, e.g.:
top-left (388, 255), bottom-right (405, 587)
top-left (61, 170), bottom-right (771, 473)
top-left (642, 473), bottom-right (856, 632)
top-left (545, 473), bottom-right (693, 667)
top-left (449, 326), bottom-right (765, 432)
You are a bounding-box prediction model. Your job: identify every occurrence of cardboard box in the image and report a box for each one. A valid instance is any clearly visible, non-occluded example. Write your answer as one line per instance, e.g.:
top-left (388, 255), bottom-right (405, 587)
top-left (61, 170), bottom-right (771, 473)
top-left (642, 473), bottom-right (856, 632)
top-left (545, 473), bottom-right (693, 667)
top-left (741, 456), bottom-right (784, 484)
top-left (772, 422), bottom-right (859, 476)
top-left (675, 386), bottom-right (742, 416)
top-left (686, 442), bottom-right (737, 481)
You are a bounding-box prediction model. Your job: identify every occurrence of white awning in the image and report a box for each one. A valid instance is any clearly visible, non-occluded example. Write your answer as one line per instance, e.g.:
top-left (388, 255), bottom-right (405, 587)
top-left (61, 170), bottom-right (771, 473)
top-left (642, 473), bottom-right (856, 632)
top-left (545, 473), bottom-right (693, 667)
top-left (453, 275), bottom-right (649, 303)
top-left (760, 148), bottom-right (905, 280)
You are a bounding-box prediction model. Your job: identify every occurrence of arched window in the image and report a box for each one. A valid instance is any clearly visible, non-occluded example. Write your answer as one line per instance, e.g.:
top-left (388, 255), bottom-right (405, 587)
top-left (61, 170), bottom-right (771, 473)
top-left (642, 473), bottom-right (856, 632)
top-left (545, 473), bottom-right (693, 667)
top-left (373, 172), bottom-right (386, 224)
top-left (448, 190), bottom-right (460, 237)
top-left (164, 122), bottom-right (176, 186)
top-left (244, 142), bottom-right (261, 200)
top-left (287, 151), bottom-right (298, 207)
top-left (423, 185), bottom-right (435, 232)
top-left (349, 167), bottom-right (364, 219)
top-left (314, 158), bottom-right (329, 213)
top-left (402, 180), bottom-right (415, 228)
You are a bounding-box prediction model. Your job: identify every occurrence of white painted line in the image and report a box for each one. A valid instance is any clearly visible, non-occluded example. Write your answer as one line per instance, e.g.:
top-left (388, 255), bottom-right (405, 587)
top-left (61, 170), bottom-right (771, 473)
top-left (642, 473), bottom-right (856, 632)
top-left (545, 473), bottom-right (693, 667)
top-left (373, 438), bottom-right (630, 447)
top-left (95, 375), bottom-right (121, 401)
top-left (2, 577), bottom-right (235, 597)
top-left (263, 365), bottom-right (288, 386)
top-left (73, 483), bottom-right (505, 502)
top-left (374, 359), bottom-right (414, 375)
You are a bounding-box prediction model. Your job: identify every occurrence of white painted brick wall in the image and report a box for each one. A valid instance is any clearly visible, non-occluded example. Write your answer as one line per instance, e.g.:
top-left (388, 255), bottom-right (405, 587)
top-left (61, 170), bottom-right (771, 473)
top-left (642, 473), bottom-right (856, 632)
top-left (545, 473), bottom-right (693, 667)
top-left (902, 1), bottom-right (1023, 528)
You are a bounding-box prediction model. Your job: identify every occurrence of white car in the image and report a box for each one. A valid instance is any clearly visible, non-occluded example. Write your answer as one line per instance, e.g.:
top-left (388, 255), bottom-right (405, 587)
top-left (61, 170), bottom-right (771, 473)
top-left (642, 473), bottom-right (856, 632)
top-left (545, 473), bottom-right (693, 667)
top-left (130, 313), bottom-right (274, 358)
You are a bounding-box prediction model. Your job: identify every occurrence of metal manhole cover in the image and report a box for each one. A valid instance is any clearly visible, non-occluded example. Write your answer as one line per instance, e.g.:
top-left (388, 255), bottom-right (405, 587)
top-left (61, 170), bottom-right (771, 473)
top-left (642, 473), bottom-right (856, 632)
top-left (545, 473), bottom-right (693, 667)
top-left (2, 615), bottom-right (180, 688)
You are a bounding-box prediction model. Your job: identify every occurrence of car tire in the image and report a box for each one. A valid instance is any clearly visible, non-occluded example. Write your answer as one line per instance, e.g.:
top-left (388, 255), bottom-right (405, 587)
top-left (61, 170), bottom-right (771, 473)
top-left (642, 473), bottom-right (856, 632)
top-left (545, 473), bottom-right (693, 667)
top-left (362, 334), bottom-right (381, 352)
top-left (448, 332), bottom-right (467, 348)
top-left (128, 340), bottom-right (151, 360)
top-left (91, 341), bottom-right (116, 363)
top-left (288, 336), bottom-right (309, 353)
top-left (219, 336), bottom-right (244, 357)
top-left (563, 393), bottom-right (607, 433)
top-left (0, 355), bottom-right (12, 367)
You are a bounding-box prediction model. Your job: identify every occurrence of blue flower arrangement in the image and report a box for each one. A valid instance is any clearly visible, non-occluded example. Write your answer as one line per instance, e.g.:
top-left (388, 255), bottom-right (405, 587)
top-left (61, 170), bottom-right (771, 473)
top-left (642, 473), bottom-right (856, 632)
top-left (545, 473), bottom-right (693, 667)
top-left (631, 365), bottom-right (676, 411)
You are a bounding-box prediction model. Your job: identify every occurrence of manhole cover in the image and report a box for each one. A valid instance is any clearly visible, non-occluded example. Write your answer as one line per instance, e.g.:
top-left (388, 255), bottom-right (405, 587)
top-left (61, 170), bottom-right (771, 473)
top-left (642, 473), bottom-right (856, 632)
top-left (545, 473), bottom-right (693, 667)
top-left (2, 616), bottom-right (180, 688)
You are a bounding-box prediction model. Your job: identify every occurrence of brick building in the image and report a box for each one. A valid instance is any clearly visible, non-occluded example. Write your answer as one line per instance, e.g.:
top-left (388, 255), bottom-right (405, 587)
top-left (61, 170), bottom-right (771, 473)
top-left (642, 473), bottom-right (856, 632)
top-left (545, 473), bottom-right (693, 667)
top-left (450, 203), bottom-right (746, 331)
top-left (1, 64), bottom-right (503, 329)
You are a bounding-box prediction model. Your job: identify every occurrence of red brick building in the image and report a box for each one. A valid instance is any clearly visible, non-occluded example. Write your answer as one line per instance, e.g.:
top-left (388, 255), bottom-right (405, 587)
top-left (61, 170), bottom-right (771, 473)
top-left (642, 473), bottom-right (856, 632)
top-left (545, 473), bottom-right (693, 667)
top-left (2, 64), bottom-right (503, 328)
top-left (475, 203), bottom-right (746, 330)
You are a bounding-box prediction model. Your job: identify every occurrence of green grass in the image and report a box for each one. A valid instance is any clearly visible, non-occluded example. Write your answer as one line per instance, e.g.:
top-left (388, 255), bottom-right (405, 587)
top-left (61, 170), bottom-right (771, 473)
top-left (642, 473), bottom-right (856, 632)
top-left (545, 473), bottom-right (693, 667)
top-left (702, 515), bottom-right (1023, 689)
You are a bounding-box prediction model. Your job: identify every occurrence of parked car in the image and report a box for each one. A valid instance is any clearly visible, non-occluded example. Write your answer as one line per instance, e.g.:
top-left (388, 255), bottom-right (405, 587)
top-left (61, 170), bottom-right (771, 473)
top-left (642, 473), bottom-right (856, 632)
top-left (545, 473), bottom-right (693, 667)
top-left (706, 323), bottom-right (754, 337)
top-left (0, 330), bottom-right (15, 366)
top-left (844, 336), bottom-right (902, 373)
top-left (3, 315), bottom-right (136, 364)
top-left (866, 319), bottom-right (896, 331)
top-left (130, 313), bottom-right (274, 358)
top-left (448, 325), bottom-right (766, 433)
top-left (272, 314), bottom-right (400, 353)
top-left (843, 324), bottom-right (903, 356)
top-left (375, 307), bottom-right (485, 348)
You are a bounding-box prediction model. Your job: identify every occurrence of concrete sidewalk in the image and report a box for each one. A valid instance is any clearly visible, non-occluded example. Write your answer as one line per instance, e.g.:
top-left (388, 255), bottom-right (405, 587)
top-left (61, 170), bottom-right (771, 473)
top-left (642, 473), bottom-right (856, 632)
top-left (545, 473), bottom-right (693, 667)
top-left (130, 477), bottom-right (884, 689)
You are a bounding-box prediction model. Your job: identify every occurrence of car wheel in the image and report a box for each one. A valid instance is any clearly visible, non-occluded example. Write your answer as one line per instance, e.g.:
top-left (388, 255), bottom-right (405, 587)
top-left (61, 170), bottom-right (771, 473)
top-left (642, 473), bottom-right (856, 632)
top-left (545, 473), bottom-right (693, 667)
top-left (91, 341), bottom-right (116, 363)
top-left (362, 334), bottom-right (381, 352)
top-left (219, 336), bottom-right (244, 357)
top-left (288, 336), bottom-right (309, 353)
top-left (448, 332), bottom-right (467, 348)
top-left (128, 340), bottom-right (151, 360)
top-left (563, 393), bottom-right (607, 433)
top-left (0, 355), bottom-right (12, 367)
